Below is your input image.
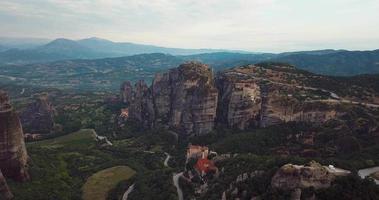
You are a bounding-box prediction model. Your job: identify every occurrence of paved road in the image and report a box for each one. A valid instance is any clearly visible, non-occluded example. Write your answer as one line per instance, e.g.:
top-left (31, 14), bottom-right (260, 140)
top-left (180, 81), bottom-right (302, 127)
top-left (173, 172), bottom-right (184, 200)
top-left (122, 184), bottom-right (135, 200)
top-left (164, 152), bottom-right (171, 167)
top-left (358, 167), bottom-right (379, 185)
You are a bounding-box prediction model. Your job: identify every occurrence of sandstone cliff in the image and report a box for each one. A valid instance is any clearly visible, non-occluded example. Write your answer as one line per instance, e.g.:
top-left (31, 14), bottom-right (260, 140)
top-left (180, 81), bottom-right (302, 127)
top-left (217, 65), bottom-right (340, 129)
top-left (0, 90), bottom-right (29, 199)
top-left (20, 93), bottom-right (55, 134)
top-left (123, 63), bottom-right (365, 134)
top-left (128, 62), bottom-right (218, 136)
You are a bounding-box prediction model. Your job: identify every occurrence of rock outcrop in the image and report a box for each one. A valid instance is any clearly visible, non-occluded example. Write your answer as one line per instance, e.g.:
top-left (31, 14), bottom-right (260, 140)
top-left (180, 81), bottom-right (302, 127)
top-left (123, 63), bottom-right (349, 134)
top-left (0, 90), bottom-right (29, 199)
top-left (128, 62), bottom-right (218, 136)
top-left (216, 73), bottom-right (262, 129)
top-left (271, 161), bottom-right (334, 191)
top-left (270, 161), bottom-right (352, 200)
top-left (20, 93), bottom-right (55, 134)
top-left (120, 81), bottom-right (133, 104)
top-left (216, 65), bottom-right (340, 129)
top-left (0, 170), bottom-right (13, 200)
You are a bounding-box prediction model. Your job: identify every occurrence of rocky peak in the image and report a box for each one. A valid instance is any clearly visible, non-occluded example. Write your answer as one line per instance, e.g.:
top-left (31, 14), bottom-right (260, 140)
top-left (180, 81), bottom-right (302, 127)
top-left (120, 81), bottom-right (133, 104)
top-left (216, 64), bottom-right (340, 129)
top-left (20, 93), bottom-right (55, 134)
top-left (0, 90), bottom-right (29, 199)
top-left (127, 62), bottom-right (218, 136)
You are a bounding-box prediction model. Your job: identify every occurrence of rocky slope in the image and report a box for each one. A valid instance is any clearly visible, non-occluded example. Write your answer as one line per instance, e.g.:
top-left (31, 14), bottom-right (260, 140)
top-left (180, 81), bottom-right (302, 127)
top-left (20, 93), bottom-right (55, 134)
top-left (124, 62), bottom-right (379, 135)
top-left (0, 90), bottom-right (29, 199)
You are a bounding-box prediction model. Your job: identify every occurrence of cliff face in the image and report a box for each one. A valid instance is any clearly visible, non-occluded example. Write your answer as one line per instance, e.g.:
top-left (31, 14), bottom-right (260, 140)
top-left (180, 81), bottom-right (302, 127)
top-left (0, 90), bottom-right (29, 199)
top-left (20, 94), bottom-right (55, 134)
top-left (124, 63), bottom-right (347, 134)
top-left (217, 65), bottom-right (339, 129)
top-left (129, 62), bottom-right (218, 136)
top-left (0, 170), bottom-right (13, 200)
top-left (216, 73), bottom-right (262, 130)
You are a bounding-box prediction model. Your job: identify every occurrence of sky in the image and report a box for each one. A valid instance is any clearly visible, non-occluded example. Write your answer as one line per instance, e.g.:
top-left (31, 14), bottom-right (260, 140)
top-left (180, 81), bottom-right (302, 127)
top-left (0, 0), bottom-right (379, 52)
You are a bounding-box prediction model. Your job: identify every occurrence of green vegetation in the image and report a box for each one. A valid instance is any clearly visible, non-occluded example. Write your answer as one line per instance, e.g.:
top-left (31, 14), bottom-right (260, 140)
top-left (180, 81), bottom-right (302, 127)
top-left (82, 166), bottom-right (136, 200)
top-left (8, 126), bottom-right (180, 200)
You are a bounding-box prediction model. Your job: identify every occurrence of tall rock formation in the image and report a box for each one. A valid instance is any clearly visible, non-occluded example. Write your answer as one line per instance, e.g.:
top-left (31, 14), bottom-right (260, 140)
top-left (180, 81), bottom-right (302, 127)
top-left (216, 65), bottom-right (339, 129)
top-left (123, 62), bottom-right (360, 134)
top-left (0, 170), bottom-right (13, 200)
top-left (216, 73), bottom-right (262, 129)
top-left (0, 90), bottom-right (29, 199)
top-left (20, 93), bottom-right (55, 134)
top-left (128, 62), bottom-right (218, 136)
top-left (120, 81), bottom-right (133, 104)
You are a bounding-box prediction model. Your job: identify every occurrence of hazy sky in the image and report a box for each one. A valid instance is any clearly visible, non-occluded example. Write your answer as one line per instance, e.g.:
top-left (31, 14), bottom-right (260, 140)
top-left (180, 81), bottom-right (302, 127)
top-left (0, 0), bottom-right (378, 52)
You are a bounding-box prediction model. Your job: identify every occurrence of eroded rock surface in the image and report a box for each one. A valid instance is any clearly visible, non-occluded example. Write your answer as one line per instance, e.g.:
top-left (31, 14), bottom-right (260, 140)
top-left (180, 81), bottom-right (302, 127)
top-left (0, 169), bottom-right (13, 200)
top-left (20, 93), bottom-right (55, 134)
top-left (0, 90), bottom-right (29, 199)
top-left (123, 63), bottom-right (367, 134)
top-left (271, 161), bottom-right (334, 190)
top-left (217, 65), bottom-right (340, 129)
top-left (129, 62), bottom-right (218, 136)
top-left (120, 81), bottom-right (133, 104)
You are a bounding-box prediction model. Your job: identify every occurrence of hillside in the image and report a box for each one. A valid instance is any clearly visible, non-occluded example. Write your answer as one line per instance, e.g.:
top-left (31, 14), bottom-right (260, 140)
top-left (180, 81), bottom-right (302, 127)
top-left (0, 53), bottom-right (183, 91)
top-left (274, 49), bottom-right (379, 75)
top-left (182, 50), bottom-right (379, 76)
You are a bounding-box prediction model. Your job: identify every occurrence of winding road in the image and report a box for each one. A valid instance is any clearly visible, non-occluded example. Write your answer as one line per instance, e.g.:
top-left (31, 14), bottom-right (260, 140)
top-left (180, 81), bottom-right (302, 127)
top-left (358, 167), bottom-right (379, 185)
top-left (164, 152), bottom-right (171, 167)
top-left (164, 152), bottom-right (185, 200)
top-left (173, 172), bottom-right (184, 200)
top-left (122, 184), bottom-right (135, 200)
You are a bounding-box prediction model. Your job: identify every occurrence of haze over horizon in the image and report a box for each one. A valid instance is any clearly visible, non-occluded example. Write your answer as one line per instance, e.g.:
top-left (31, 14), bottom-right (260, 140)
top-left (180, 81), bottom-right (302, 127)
top-left (1, 0), bottom-right (379, 52)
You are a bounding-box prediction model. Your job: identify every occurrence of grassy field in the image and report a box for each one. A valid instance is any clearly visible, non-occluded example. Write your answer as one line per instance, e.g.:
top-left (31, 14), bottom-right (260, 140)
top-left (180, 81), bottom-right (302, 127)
top-left (30, 129), bottom-right (96, 148)
top-left (82, 166), bottom-right (136, 200)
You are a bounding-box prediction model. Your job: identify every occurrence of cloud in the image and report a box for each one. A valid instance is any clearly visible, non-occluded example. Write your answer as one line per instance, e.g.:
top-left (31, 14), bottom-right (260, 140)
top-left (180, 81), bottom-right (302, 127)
top-left (0, 0), bottom-right (378, 52)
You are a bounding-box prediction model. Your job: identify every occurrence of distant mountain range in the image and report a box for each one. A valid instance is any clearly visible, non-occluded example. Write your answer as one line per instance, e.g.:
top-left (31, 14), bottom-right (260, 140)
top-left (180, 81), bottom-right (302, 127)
top-left (0, 37), bottom-right (378, 76)
top-left (0, 37), bottom-right (247, 64)
top-left (0, 37), bottom-right (51, 49)
top-left (183, 50), bottom-right (379, 76)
